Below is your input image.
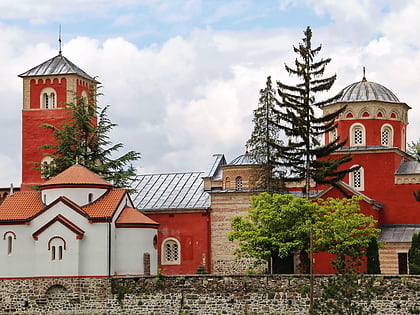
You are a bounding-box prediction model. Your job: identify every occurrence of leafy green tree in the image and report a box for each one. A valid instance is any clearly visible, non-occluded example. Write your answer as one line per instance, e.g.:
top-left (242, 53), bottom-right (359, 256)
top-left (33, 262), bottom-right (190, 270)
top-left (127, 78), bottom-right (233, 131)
top-left (246, 76), bottom-right (285, 193)
top-left (276, 26), bottom-right (358, 197)
top-left (312, 196), bottom-right (380, 273)
top-left (408, 232), bottom-right (420, 274)
top-left (407, 138), bottom-right (420, 160)
top-left (36, 88), bottom-right (140, 189)
top-left (229, 193), bottom-right (313, 273)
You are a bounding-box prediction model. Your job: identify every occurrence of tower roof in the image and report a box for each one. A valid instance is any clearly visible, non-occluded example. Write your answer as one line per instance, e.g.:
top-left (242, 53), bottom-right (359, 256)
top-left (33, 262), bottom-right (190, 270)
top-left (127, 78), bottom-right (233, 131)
top-left (337, 78), bottom-right (400, 103)
top-left (228, 153), bottom-right (259, 166)
top-left (19, 54), bottom-right (95, 81)
top-left (41, 165), bottom-right (112, 189)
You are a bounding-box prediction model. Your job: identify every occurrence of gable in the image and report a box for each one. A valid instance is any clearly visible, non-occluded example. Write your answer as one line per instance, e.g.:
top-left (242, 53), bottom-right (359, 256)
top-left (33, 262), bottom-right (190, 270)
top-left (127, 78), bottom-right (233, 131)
top-left (32, 215), bottom-right (85, 240)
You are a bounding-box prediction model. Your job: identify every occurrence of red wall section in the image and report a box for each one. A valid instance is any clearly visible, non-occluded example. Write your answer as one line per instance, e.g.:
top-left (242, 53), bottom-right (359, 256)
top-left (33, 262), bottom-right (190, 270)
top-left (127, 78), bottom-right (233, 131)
top-left (147, 212), bottom-right (211, 275)
top-left (29, 78), bottom-right (67, 109)
top-left (21, 109), bottom-right (71, 190)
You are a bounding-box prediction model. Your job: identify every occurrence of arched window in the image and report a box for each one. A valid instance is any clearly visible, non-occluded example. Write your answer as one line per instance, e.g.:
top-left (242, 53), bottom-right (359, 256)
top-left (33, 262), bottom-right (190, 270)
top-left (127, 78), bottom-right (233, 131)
top-left (350, 124), bottom-right (365, 146)
top-left (3, 231), bottom-right (16, 255)
top-left (330, 129), bottom-right (337, 143)
top-left (224, 177), bottom-right (230, 190)
top-left (381, 124), bottom-right (393, 146)
top-left (40, 87), bottom-right (57, 109)
top-left (236, 176), bottom-right (243, 191)
top-left (162, 238), bottom-right (180, 265)
top-left (41, 156), bottom-right (54, 179)
top-left (49, 236), bottom-right (66, 261)
top-left (350, 166), bottom-right (364, 191)
top-left (7, 235), bottom-right (13, 255)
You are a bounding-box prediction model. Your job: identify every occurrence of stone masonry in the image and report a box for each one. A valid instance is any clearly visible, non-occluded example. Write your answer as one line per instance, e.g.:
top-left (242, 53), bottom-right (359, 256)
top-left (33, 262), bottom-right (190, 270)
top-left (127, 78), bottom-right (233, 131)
top-left (0, 275), bottom-right (418, 314)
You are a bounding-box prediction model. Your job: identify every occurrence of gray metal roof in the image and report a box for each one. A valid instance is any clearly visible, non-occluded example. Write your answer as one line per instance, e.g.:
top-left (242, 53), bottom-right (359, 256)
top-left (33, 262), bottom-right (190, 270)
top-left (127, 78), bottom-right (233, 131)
top-left (379, 225), bottom-right (420, 242)
top-left (204, 154), bottom-right (226, 180)
top-left (19, 54), bottom-right (95, 81)
top-left (395, 160), bottom-right (420, 175)
top-left (131, 172), bottom-right (210, 211)
top-left (228, 153), bottom-right (259, 166)
top-left (337, 79), bottom-right (400, 103)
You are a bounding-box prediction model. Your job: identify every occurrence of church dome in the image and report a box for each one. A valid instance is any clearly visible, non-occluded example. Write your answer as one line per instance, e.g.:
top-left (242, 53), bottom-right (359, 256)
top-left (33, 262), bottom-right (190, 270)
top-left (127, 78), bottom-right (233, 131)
top-left (228, 153), bottom-right (258, 166)
top-left (337, 77), bottom-right (400, 103)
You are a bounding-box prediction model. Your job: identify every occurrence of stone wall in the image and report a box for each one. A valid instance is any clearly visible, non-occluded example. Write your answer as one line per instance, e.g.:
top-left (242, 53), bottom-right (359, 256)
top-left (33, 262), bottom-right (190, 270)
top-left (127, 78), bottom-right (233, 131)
top-left (0, 274), bottom-right (419, 314)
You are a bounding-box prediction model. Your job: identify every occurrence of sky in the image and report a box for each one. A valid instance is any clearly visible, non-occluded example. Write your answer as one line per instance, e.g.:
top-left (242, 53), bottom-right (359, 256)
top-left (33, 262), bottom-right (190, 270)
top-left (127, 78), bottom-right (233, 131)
top-left (0, 0), bottom-right (420, 187)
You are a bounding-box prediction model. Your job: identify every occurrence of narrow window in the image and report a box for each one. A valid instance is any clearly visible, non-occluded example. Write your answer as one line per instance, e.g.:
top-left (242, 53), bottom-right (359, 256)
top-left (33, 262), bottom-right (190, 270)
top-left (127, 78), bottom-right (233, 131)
top-left (398, 253), bottom-right (408, 274)
top-left (353, 170), bottom-right (361, 188)
top-left (381, 125), bottom-right (393, 147)
top-left (143, 252), bottom-right (151, 276)
top-left (58, 246), bottom-right (63, 260)
top-left (88, 193), bottom-right (93, 203)
top-left (51, 246), bottom-right (56, 260)
top-left (44, 93), bottom-right (49, 109)
top-left (7, 235), bottom-right (12, 255)
top-left (50, 93), bottom-right (56, 108)
top-left (354, 128), bottom-right (363, 145)
top-left (236, 176), bottom-right (243, 191)
top-left (350, 166), bottom-right (364, 191)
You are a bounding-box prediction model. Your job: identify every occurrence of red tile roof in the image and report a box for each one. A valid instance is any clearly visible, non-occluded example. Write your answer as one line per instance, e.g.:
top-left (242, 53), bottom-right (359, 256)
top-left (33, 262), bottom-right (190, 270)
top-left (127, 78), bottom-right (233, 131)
top-left (116, 207), bottom-right (159, 226)
top-left (41, 165), bottom-right (112, 188)
top-left (82, 189), bottom-right (126, 219)
top-left (0, 192), bottom-right (43, 221)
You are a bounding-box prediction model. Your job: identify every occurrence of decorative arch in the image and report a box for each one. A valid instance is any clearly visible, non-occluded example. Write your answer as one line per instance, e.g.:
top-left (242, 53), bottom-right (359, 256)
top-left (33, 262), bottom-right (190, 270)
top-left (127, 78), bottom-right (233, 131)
top-left (48, 236), bottom-right (66, 250)
top-left (350, 123), bottom-right (366, 146)
top-left (381, 124), bottom-right (394, 146)
top-left (161, 237), bottom-right (181, 265)
top-left (41, 156), bottom-right (54, 179)
top-left (40, 87), bottom-right (57, 109)
top-left (390, 112), bottom-right (398, 119)
top-left (345, 111), bottom-right (354, 119)
top-left (3, 231), bottom-right (16, 240)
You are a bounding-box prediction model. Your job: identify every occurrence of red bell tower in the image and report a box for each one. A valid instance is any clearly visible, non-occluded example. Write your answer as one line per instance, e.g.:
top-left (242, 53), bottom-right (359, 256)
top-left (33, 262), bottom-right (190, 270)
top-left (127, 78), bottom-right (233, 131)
top-left (18, 52), bottom-right (97, 190)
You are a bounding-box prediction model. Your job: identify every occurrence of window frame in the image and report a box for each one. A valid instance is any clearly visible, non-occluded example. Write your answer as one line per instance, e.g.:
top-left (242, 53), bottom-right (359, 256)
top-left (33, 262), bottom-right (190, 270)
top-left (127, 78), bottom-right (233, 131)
top-left (350, 165), bottom-right (364, 191)
top-left (350, 123), bottom-right (366, 146)
top-left (161, 237), bottom-right (181, 265)
top-left (380, 124), bottom-right (394, 147)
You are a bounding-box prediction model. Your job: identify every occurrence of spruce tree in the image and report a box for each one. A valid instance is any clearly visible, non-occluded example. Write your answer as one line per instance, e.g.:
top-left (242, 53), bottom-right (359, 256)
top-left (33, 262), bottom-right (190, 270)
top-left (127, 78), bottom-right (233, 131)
top-left (276, 26), bottom-right (357, 196)
top-left (36, 87), bottom-right (140, 189)
top-left (246, 76), bottom-right (285, 193)
top-left (408, 232), bottom-right (420, 274)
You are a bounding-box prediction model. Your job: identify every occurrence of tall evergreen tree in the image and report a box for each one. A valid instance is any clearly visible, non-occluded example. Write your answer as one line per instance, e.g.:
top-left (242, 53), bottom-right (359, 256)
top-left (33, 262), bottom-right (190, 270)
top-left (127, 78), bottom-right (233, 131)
top-left (246, 76), bottom-right (285, 192)
top-left (408, 232), bottom-right (420, 274)
top-left (276, 26), bottom-right (357, 196)
top-left (36, 87), bottom-right (140, 189)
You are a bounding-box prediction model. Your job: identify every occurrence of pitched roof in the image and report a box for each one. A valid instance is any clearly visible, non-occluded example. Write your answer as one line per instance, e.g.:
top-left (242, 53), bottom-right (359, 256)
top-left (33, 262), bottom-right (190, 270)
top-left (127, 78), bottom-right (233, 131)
top-left (19, 54), bottom-right (95, 81)
top-left (116, 207), bottom-right (159, 227)
top-left (131, 172), bottom-right (210, 211)
top-left (379, 225), bottom-right (420, 242)
top-left (83, 189), bottom-right (126, 219)
top-left (395, 160), bottom-right (420, 175)
top-left (41, 165), bottom-right (112, 188)
top-left (0, 191), bottom-right (43, 221)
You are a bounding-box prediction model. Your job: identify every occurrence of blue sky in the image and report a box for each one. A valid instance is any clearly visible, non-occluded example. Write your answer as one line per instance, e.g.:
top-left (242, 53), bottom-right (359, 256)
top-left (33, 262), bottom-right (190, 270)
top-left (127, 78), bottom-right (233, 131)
top-left (0, 0), bottom-right (419, 186)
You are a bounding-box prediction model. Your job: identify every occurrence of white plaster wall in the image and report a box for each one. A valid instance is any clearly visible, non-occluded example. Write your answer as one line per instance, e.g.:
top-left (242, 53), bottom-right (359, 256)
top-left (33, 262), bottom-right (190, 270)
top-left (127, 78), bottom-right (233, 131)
top-left (114, 228), bottom-right (158, 276)
top-left (0, 225), bottom-right (35, 277)
top-left (33, 222), bottom-right (80, 277)
top-left (42, 187), bottom-right (108, 206)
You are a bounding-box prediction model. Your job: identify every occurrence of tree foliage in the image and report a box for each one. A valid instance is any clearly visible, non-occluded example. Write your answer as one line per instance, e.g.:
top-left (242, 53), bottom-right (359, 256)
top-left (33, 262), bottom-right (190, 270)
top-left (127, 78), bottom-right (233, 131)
top-left (408, 232), bottom-right (420, 274)
top-left (275, 26), bottom-right (358, 196)
top-left (246, 76), bottom-right (285, 193)
top-left (229, 193), bottom-right (313, 273)
top-left (365, 237), bottom-right (381, 274)
top-left (312, 196), bottom-right (380, 273)
top-left (36, 88), bottom-right (140, 189)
